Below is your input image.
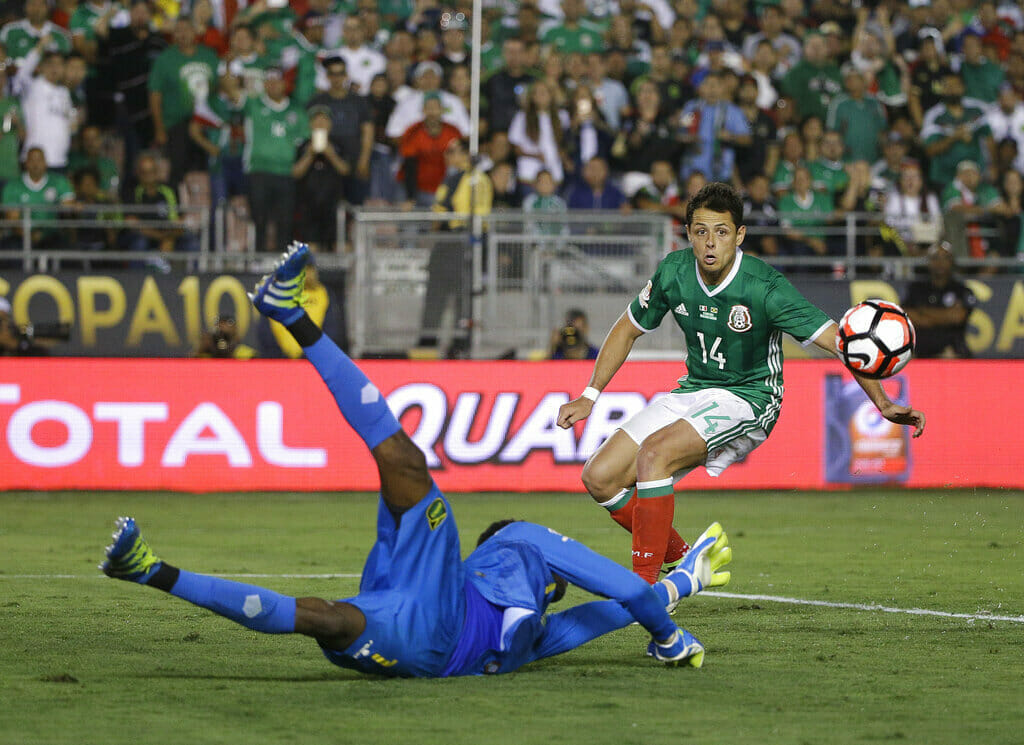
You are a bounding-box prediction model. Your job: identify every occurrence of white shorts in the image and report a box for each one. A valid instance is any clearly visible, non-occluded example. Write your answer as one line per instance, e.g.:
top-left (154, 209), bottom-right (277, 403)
top-left (619, 388), bottom-right (768, 478)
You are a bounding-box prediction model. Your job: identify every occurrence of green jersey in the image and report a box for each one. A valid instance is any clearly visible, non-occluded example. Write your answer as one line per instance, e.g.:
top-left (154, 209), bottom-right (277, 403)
top-left (0, 20), bottom-right (71, 61)
top-left (808, 158), bottom-right (849, 196)
top-left (0, 97), bottom-right (24, 182)
top-left (148, 44), bottom-right (220, 129)
top-left (921, 103), bottom-right (992, 186)
top-left (2, 172), bottom-right (75, 235)
top-left (70, 2), bottom-right (119, 43)
top-left (243, 95), bottom-right (308, 175)
top-left (628, 249), bottom-right (832, 430)
top-left (540, 20), bottom-right (606, 54)
top-left (825, 93), bottom-right (887, 163)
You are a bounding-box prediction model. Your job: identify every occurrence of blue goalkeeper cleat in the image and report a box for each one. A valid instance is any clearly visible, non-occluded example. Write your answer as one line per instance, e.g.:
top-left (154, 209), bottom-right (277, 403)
top-left (249, 241), bottom-right (311, 325)
top-left (647, 628), bottom-right (705, 668)
top-left (101, 516), bottom-right (163, 583)
top-left (661, 522), bottom-right (732, 613)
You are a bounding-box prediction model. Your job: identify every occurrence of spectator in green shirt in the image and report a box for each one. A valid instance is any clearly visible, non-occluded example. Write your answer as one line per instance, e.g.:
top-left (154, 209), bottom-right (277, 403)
top-left (1, 147), bottom-right (75, 249)
top-left (809, 130), bottom-right (850, 200)
top-left (826, 65), bottom-right (888, 164)
top-left (0, 0), bottom-right (72, 64)
top-left (780, 33), bottom-right (842, 121)
top-left (921, 73), bottom-right (995, 188)
top-left (243, 66), bottom-right (309, 253)
top-left (958, 32), bottom-right (1004, 104)
top-left (779, 164), bottom-right (835, 261)
top-left (940, 159), bottom-right (1011, 261)
top-left (540, 0), bottom-right (606, 55)
top-left (148, 14), bottom-right (219, 188)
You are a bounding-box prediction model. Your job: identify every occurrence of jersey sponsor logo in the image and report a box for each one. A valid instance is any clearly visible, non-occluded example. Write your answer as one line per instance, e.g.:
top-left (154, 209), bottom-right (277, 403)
top-left (699, 304), bottom-right (718, 321)
top-left (638, 280), bottom-right (652, 309)
top-left (673, 302), bottom-right (689, 316)
top-left (426, 496), bottom-right (447, 530)
top-left (727, 304), bottom-right (753, 333)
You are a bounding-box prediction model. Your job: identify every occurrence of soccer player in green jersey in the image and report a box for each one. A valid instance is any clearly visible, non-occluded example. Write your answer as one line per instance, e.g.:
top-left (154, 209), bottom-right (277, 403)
top-left (557, 182), bottom-right (926, 583)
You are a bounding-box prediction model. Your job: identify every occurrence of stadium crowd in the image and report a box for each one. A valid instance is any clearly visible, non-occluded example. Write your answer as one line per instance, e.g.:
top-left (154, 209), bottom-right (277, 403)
top-left (0, 0), bottom-right (1023, 263)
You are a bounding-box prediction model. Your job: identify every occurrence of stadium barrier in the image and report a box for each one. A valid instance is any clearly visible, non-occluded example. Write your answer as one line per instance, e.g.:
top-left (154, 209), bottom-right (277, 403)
top-left (1, 358), bottom-right (1020, 492)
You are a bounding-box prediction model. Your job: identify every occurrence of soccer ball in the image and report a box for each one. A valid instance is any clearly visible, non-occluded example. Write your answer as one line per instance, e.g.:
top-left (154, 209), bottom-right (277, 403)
top-left (835, 300), bottom-right (916, 379)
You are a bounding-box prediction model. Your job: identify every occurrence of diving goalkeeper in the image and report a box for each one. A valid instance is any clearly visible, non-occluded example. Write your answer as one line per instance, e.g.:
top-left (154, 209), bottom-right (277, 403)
top-left (101, 243), bottom-right (732, 678)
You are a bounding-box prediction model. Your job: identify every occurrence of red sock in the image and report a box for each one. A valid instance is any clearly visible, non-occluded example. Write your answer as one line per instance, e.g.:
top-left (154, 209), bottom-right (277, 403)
top-left (605, 489), bottom-right (690, 571)
top-left (632, 479), bottom-right (675, 584)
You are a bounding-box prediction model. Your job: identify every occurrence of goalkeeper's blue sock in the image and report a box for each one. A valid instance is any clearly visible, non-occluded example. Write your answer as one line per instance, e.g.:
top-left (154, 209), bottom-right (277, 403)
top-left (164, 569), bottom-right (297, 634)
top-left (287, 314), bottom-right (402, 450)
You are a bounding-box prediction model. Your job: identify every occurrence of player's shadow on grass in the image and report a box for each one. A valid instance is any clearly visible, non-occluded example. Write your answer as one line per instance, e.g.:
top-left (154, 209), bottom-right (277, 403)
top-left (127, 671), bottom-right (366, 683)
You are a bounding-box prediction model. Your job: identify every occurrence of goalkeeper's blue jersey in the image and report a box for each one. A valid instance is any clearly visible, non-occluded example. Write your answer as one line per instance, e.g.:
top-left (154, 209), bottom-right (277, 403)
top-left (318, 488), bottom-right (677, 678)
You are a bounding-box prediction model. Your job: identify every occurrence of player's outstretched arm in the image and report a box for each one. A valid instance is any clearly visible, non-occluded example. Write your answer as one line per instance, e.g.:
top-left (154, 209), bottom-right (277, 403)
top-left (812, 324), bottom-right (926, 438)
top-left (557, 312), bottom-right (644, 429)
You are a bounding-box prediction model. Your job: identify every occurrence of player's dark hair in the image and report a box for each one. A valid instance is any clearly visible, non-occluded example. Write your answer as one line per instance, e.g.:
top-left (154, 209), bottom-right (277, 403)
top-left (476, 519), bottom-right (519, 546)
top-left (685, 182), bottom-right (745, 228)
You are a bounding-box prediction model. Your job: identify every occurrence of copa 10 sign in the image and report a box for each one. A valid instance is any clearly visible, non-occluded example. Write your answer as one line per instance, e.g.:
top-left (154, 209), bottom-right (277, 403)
top-left (0, 358), bottom-right (1020, 491)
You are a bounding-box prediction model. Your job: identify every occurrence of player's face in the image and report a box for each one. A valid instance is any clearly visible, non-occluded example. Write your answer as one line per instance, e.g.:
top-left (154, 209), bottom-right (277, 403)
top-left (687, 208), bottom-right (745, 281)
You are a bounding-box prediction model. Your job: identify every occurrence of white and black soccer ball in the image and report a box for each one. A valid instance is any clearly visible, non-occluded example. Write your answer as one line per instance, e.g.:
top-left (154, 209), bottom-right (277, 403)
top-left (835, 299), bottom-right (916, 379)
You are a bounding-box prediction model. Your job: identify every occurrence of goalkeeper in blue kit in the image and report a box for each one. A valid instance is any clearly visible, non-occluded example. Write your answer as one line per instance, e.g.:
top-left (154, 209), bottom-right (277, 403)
top-left (101, 243), bottom-right (732, 677)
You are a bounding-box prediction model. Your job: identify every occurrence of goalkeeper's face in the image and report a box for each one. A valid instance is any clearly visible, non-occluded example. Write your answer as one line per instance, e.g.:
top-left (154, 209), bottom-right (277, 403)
top-left (687, 207), bottom-right (746, 282)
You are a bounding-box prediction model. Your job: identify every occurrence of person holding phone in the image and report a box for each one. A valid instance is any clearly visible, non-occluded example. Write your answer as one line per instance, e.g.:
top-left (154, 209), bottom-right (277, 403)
top-left (292, 106), bottom-right (349, 251)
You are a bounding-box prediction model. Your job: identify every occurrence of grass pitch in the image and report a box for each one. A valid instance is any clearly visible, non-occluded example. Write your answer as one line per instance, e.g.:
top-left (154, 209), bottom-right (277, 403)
top-left (2, 489), bottom-right (1021, 745)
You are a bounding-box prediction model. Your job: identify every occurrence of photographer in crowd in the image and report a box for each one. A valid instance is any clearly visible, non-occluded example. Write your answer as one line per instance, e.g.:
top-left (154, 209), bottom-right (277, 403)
top-left (195, 314), bottom-right (256, 359)
top-left (549, 308), bottom-right (599, 360)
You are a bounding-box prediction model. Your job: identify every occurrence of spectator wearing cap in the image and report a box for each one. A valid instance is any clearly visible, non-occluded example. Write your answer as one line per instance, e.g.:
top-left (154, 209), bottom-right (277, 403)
top-left (0, 0), bottom-right (71, 65)
top-left (942, 159), bottom-right (1009, 260)
top-left (826, 64), bottom-right (887, 164)
top-left (292, 106), bottom-right (349, 251)
top-left (329, 15), bottom-right (384, 95)
top-left (901, 243), bottom-right (977, 358)
top-left (780, 33), bottom-right (842, 121)
top-left (741, 4), bottom-right (800, 75)
top-left (986, 84), bottom-right (1024, 174)
top-left (385, 60), bottom-right (470, 141)
top-left (539, 0), bottom-right (605, 55)
top-left (398, 91), bottom-right (462, 206)
top-left (957, 32), bottom-right (1004, 104)
top-left (907, 32), bottom-right (951, 128)
top-left (483, 37), bottom-right (537, 134)
top-left (677, 71), bottom-right (750, 184)
top-left (307, 56), bottom-right (373, 205)
top-left (95, 0), bottom-right (166, 199)
top-left (190, 62), bottom-right (247, 210)
top-left (921, 73), bottom-right (995, 188)
top-left (304, 0), bottom-right (342, 48)
top-left (872, 131), bottom-right (910, 189)
top-left (148, 15), bottom-right (219, 189)
top-left (882, 159), bottom-right (942, 256)
top-left (437, 15), bottom-right (468, 81)
top-left (243, 66), bottom-right (309, 253)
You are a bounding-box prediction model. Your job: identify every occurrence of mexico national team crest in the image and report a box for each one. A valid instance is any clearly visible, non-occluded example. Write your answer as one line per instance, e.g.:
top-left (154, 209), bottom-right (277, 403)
top-left (638, 280), bottom-right (652, 309)
top-left (426, 497), bottom-right (447, 530)
top-left (728, 305), bottom-right (752, 332)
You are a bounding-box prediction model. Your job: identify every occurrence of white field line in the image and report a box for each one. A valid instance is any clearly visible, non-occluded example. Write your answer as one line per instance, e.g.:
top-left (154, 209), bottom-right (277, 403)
top-left (702, 590), bottom-right (1024, 624)
top-left (3, 573), bottom-right (1021, 624)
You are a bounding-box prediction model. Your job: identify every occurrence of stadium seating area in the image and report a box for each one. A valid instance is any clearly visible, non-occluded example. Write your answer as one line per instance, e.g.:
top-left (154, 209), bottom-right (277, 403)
top-left (0, 0), bottom-right (1022, 263)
